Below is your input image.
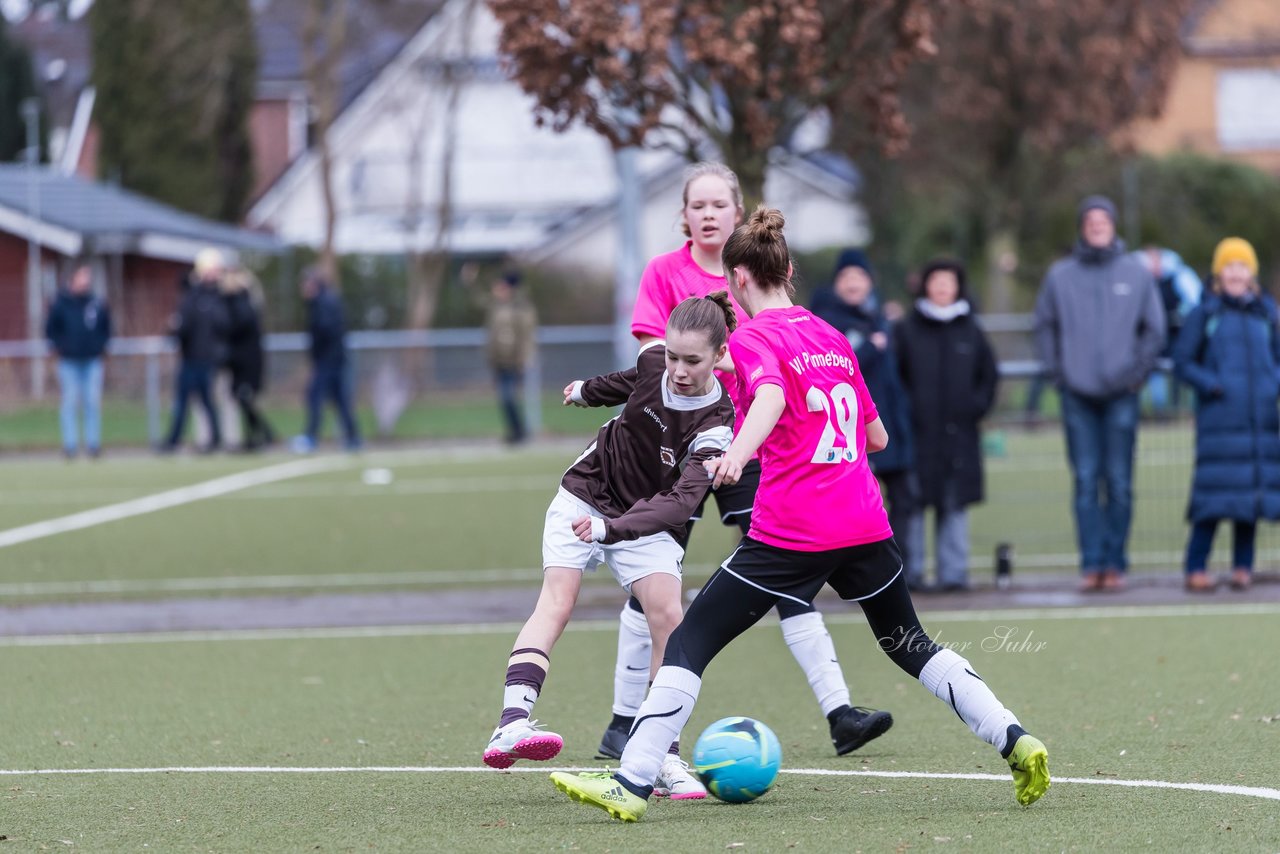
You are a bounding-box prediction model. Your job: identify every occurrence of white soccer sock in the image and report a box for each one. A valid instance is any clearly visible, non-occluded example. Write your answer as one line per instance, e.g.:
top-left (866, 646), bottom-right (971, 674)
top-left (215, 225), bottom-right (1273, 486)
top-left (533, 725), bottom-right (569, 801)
top-left (612, 603), bottom-right (652, 716)
top-left (617, 666), bottom-right (701, 790)
top-left (780, 611), bottom-right (851, 716)
top-left (918, 649), bottom-right (1019, 752)
top-left (502, 683), bottom-right (537, 720)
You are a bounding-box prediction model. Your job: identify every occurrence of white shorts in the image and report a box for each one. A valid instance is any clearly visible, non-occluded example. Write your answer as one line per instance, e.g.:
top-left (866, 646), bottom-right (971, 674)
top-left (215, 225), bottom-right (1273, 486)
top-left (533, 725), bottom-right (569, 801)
top-left (542, 488), bottom-right (685, 591)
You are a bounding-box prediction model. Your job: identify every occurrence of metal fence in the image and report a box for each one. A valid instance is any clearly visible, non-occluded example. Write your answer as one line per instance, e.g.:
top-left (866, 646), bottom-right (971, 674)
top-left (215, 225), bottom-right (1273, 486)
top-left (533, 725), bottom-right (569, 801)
top-left (3, 316), bottom-right (1277, 573)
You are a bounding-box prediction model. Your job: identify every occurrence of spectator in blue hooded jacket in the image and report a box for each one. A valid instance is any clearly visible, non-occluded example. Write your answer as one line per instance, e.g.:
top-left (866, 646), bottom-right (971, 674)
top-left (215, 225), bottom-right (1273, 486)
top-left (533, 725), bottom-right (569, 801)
top-left (810, 248), bottom-right (916, 569)
top-left (45, 263), bottom-right (111, 458)
top-left (1172, 237), bottom-right (1279, 593)
top-left (293, 268), bottom-right (361, 452)
top-left (1034, 195), bottom-right (1165, 592)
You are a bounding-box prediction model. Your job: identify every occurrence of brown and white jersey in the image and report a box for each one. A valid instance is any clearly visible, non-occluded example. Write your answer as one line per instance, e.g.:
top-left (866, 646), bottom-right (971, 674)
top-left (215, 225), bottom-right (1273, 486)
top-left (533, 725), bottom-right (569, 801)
top-left (561, 341), bottom-right (735, 544)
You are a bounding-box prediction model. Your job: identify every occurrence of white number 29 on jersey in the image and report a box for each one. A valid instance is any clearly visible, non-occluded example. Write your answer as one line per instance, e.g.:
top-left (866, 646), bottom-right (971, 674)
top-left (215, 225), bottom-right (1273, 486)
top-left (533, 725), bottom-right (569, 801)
top-left (805, 383), bottom-right (858, 464)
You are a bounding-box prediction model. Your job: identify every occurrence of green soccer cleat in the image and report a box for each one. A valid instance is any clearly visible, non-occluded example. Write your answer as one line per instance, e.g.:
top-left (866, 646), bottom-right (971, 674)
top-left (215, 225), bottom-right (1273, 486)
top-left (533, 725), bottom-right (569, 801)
top-left (550, 771), bottom-right (648, 822)
top-left (1002, 725), bottom-right (1050, 806)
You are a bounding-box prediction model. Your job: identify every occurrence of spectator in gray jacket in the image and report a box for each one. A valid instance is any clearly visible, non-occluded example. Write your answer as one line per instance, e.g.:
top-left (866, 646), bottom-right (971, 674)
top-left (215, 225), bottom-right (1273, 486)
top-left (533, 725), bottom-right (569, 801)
top-left (1034, 195), bottom-right (1165, 592)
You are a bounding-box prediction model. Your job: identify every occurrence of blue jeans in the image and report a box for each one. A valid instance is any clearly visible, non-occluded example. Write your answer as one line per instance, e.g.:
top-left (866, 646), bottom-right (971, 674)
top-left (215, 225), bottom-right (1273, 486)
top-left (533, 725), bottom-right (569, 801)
top-left (305, 363), bottom-right (360, 447)
top-left (56, 358), bottom-right (103, 454)
top-left (1185, 519), bottom-right (1256, 573)
top-left (166, 362), bottom-right (219, 448)
top-left (1060, 390), bottom-right (1138, 572)
top-left (494, 368), bottom-right (525, 442)
top-left (905, 507), bottom-right (970, 588)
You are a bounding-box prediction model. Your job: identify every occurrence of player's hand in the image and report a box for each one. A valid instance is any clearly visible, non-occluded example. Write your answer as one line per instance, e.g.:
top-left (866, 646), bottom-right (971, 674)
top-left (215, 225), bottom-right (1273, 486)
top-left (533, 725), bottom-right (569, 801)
top-left (563, 381), bottom-right (584, 406)
top-left (714, 350), bottom-right (735, 373)
top-left (572, 514), bottom-right (607, 543)
top-left (704, 454), bottom-right (745, 488)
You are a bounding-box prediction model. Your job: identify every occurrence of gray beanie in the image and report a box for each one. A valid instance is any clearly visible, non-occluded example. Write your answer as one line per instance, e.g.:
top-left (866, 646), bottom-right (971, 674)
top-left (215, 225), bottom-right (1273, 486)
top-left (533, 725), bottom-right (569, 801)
top-left (1077, 194), bottom-right (1117, 228)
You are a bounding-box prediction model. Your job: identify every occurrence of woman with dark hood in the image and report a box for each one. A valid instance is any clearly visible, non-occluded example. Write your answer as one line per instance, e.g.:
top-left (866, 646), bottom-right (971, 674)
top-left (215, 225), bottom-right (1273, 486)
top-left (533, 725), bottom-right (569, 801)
top-left (811, 249), bottom-right (916, 566)
top-left (895, 258), bottom-right (999, 591)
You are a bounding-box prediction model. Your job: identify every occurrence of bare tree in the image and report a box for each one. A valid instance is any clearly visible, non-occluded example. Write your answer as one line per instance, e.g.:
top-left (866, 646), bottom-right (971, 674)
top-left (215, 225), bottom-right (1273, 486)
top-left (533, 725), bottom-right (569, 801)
top-left (488, 0), bottom-right (945, 203)
top-left (845, 0), bottom-right (1194, 308)
top-left (299, 0), bottom-right (348, 282)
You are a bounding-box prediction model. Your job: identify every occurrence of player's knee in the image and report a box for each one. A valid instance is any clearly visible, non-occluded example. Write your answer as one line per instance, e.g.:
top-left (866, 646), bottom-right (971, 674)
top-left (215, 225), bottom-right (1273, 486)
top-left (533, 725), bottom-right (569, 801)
top-left (644, 602), bottom-right (684, 641)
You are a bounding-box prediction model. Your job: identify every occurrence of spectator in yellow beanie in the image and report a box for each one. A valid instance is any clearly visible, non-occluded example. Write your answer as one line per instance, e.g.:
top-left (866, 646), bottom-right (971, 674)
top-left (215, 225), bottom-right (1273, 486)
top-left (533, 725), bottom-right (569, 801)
top-left (1172, 234), bottom-right (1276, 593)
top-left (1211, 237), bottom-right (1258, 279)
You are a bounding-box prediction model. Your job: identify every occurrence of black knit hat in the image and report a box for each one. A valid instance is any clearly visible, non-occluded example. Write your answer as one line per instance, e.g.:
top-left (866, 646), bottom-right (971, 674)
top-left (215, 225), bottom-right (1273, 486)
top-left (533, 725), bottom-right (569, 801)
top-left (917, 257), bottom-right (969, 301)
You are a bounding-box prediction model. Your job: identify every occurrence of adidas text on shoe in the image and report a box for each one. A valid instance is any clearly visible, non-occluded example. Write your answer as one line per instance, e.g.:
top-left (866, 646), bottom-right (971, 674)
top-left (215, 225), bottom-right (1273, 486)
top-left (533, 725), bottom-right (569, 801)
top-left (1001, 724), bottom-right (1050, 806)
top-left (482, 718), bottom-right (562, 769)
top-left (654, 755), bottom-right (707, 800)
top-left (550, 771), bottom-right (648, 822)
top-left (831, 706), bottom-right (894, 756)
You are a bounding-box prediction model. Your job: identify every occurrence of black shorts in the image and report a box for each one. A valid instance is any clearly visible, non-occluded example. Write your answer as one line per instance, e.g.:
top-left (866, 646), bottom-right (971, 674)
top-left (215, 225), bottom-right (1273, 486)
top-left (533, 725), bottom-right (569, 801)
top-left (691, 458), bottom-right (761, 524)
top-left (719, 535), bottom-right (903, 606)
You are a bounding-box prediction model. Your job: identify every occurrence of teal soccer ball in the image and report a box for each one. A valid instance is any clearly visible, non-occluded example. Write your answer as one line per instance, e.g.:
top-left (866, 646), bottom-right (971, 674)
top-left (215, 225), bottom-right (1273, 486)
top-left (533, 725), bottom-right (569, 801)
top-left (692, 716), bottom-right (782, 803)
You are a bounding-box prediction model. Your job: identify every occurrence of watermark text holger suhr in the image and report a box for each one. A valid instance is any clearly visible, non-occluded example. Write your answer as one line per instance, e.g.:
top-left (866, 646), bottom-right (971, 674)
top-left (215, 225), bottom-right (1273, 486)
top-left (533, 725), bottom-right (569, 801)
top-left (878, 625), bottom-right (1048, 655)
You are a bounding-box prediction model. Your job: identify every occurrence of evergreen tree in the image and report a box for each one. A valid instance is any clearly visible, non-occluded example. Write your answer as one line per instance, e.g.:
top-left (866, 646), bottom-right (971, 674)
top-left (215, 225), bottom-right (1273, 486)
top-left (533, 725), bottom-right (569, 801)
top-left (90, 0), bottom-right (257, 222)
top-left (0, 15), bottom-right (41, 163)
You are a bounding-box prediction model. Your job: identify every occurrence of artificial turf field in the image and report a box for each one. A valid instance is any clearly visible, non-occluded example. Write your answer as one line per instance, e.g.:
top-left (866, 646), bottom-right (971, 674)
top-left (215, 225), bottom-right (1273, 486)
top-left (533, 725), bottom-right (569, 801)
top-left (1, 441), bottom-right (1278, 851)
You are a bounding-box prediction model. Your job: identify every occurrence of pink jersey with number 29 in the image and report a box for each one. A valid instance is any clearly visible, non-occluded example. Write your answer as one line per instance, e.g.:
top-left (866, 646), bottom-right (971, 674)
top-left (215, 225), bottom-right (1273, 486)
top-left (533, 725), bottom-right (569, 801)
top-left (730, 305), bottom-right (892, 551)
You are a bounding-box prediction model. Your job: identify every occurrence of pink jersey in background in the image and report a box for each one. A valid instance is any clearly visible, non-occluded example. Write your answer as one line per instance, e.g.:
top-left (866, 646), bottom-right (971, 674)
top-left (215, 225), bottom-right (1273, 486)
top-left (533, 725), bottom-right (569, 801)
top-left (729, 305), bottom-right (892, 551)
top-left (631, 243), bottom-right (750, 433)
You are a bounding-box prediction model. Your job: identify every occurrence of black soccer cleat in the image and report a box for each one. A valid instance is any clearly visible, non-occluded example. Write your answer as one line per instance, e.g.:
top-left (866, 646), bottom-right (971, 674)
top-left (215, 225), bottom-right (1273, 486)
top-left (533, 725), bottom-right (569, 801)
top-left (595, 723), bottom-right (630, 760)
top-left (830, 706), bottom-right (894, 756)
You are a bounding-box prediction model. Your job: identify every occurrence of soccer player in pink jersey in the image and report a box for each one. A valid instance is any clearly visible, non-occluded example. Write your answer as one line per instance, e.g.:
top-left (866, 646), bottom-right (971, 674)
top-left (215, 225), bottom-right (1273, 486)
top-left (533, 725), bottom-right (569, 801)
top-left (553, 208), bottom-right (1049, 822)
top-left (597, 162), bottom-right (890, 764)
top-left (484, 295), bottom-right (739, 799)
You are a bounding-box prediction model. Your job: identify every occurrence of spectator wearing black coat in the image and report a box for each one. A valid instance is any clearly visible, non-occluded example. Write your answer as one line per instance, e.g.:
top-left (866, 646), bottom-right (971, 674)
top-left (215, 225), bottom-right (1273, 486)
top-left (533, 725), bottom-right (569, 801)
top-left (45, 263), bottom-right (111, 458)
top-left (895, 259), bottom-right (999, 591)
top-left (222, 268), bottom-right (275, 451)
top-left (810, 248), bottom-right (916, 565)
top-left (294, 268), bottom-right (361, 452)
top-left (162, 249), bottom-right (230, 452)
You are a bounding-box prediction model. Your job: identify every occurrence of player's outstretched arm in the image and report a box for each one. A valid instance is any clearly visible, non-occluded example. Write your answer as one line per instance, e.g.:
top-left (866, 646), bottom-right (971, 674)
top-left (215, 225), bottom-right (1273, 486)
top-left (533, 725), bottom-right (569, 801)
top-left (710, 383), bottom-right (785, 488)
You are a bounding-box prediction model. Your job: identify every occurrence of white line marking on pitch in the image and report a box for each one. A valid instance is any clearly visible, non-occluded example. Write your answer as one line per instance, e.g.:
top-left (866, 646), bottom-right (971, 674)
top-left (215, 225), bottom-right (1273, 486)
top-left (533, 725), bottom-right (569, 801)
top-left (0, 765), bottom-right (1274, 802)
top-left (0, 458), bottom-right (349, 550)
top-left (3, 602), bottom-right (1279, 647)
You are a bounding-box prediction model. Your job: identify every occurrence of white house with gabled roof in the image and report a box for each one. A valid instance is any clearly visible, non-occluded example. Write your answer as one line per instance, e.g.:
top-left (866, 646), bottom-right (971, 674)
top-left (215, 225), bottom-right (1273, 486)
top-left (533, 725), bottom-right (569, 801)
top-left (246, 0), bottom-right (868, 277)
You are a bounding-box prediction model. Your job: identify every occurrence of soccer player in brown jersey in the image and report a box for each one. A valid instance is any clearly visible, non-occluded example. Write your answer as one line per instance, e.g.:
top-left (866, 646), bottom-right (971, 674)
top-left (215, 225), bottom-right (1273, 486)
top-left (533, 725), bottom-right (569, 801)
top-left (598, 162), bottom-right (890, 764)
top-left (483, 294), bottom-right (738, 798)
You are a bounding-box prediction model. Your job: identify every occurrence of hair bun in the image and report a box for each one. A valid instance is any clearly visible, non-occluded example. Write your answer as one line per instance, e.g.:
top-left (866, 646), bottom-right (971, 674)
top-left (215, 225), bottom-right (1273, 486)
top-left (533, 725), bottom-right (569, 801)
top-left (747, 205), bottom-right (785, 242)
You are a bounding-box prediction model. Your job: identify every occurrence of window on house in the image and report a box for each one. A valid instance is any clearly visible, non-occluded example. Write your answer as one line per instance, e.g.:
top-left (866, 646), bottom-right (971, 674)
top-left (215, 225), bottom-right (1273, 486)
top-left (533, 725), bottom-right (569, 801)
top-left (1216, 68), bottom-right (1280, 150)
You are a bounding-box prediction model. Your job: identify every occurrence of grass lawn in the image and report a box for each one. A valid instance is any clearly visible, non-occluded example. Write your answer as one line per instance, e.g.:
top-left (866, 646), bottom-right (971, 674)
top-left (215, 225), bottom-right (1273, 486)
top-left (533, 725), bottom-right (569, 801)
top-left (1, 612), bottom-right (1277, 851)
top-left (0, 394), bottom-right (609, 452)
top-left (1, 446), bottom-right (1278, 849)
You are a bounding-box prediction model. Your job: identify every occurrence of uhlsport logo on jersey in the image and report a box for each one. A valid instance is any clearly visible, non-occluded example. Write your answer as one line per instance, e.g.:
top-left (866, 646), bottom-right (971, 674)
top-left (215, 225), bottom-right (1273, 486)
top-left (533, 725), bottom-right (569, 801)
top-left (660, 446), bottom-right (676, 467)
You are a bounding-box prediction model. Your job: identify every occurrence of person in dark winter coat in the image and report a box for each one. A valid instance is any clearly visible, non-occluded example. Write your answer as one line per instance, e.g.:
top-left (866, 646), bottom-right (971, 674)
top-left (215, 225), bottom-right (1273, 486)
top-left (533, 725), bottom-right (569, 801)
top-left (1172, 237), bottom-right (1279, 593)
top-left (810, 248), bottom-right (916, 562)
top-left (45, 263), bottom-right (111, 458)
top-left (162, 249), bottom-right (230, 452)
top-left (1033, 195), bottom-right (1165, 592)
top-left (222, 267), bottom-right (275, 451)
top-left (895, 259), bottom-right (999, 591)
top-left (293, 268), bottom-right (361, 452)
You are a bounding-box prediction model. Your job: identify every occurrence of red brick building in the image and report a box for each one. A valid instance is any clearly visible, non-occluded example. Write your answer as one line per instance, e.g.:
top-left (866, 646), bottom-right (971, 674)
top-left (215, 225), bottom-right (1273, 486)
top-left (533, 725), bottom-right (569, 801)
top-left (0, 165), bottom-right (279, 342)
